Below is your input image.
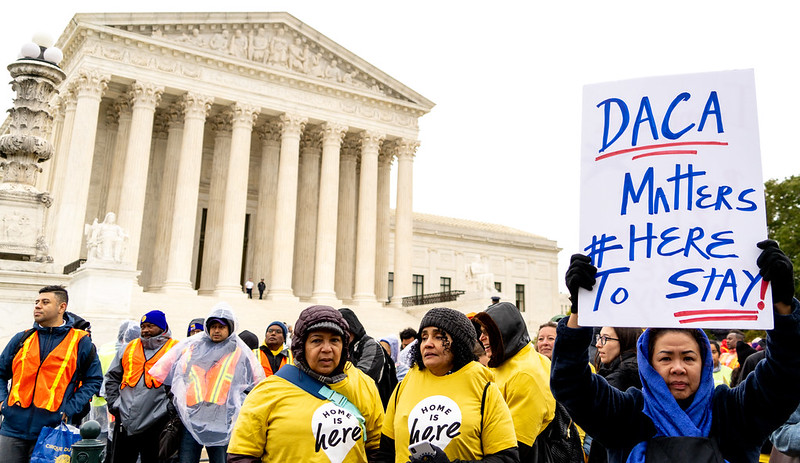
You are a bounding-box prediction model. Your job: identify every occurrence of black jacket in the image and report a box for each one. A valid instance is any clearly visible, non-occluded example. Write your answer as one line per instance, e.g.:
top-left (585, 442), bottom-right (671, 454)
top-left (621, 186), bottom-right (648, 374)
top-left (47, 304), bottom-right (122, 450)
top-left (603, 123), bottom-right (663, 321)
top-left (596, 350), bottom-right (641, 391)
top-left (550, 301), bottom-right (800, 463)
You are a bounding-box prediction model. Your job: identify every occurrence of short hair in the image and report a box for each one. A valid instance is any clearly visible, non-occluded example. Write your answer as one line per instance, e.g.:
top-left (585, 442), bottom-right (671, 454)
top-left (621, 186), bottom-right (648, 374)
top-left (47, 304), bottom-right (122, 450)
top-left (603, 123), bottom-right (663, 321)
top-left (538, 321), bottom-right (558, 331)
top-left (728, 329), bottom-right (745, 340)
top-left (709, 340), bottom-right (721, 353)
top-left (39, 285), bottom-right (68, 306)
top-left (399, 327), bottom-right (417, 340)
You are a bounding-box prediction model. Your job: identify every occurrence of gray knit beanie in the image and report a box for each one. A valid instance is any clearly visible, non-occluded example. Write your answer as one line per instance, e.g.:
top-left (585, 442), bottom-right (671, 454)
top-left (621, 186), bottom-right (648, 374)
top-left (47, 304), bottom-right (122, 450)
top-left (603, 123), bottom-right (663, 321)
top-left (419, 307), bottom-right (478, 349)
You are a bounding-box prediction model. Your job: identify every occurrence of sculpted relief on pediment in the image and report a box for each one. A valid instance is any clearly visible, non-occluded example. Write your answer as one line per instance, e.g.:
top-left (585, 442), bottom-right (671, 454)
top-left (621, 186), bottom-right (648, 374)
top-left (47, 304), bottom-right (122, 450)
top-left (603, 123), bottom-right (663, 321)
top-left (130, 23), bottom-right (406, 101)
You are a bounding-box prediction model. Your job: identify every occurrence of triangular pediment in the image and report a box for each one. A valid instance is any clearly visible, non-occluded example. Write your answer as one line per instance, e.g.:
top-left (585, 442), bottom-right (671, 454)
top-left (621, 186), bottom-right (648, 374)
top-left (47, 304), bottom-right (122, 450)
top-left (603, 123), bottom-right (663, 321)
top-left (60, 12), bottom-right (433, 110)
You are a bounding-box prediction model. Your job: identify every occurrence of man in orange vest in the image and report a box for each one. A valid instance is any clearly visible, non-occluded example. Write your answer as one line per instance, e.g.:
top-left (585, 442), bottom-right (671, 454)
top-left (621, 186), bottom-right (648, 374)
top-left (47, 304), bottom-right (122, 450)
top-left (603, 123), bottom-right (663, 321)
top-left (148, 302), bottom-right (264, 463)
top-left (258, 321), bottom-right (292, 377)
top-left (104, 309), bottom-right (177, 463)
top-left (0, 285), bottom-right (102, 462)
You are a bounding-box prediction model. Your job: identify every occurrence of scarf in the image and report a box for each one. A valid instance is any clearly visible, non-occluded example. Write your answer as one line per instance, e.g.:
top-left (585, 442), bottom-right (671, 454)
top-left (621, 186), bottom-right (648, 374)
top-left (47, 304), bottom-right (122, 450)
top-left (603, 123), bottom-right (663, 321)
top-left (625, 328), bottom-right (718, 463)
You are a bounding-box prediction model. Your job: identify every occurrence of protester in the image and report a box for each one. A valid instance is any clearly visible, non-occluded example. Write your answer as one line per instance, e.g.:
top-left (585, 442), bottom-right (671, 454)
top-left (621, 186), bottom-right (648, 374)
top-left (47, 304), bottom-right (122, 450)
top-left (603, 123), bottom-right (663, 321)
top-left (104, 310), bottom-right (178, 463)
top-left (238, 330), bottom-right (259, 351)
top-left (709, 340), bottom-right (733, 387)
top-left (149, 302), bottom-right (264, 463)
top-left (257, 321), bottom-right (292, 377)
top-left (378, 307), bottom-right (519, 462)
top-left (473, 303), bottom-right (555, 461)
top-left (0, 285), bottom-right (103, 462)
top-left (380, 335), bottom-right (400, 364)
top-left (551, 241), bottom-right (800, 463)
top-left (227, 305), bottom-right (384, 462)
top-left (187, 318), bottom-right (204, 337)
top-left (535, 321), bottom-right (557, 360)
top-left (729, 340), bottom-right (757, 387)
top-left (399, 328), bottom-right (416, 350)
top-left (339, 308), bottom-right (397, 407)
top-left (719, 329), bottom-right (745, 369)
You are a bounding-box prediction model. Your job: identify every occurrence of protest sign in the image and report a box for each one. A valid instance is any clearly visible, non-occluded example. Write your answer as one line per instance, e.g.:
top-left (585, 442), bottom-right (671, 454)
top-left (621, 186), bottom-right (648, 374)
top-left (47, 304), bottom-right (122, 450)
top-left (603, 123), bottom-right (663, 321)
top-left (578, 70), bottom-right (771, 329)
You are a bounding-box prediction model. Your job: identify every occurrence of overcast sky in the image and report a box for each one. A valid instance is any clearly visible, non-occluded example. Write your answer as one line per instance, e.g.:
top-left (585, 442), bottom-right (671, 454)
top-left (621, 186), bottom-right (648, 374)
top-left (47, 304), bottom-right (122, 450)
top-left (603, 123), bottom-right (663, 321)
top-left (3, 1), bottom-right (799, 291)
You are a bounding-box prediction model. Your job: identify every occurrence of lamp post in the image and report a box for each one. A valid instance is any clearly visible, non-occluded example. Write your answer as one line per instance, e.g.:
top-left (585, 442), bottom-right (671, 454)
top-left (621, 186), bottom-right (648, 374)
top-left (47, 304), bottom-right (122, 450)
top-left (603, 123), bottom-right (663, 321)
top-left (0, 34), bottom-right (64, 261)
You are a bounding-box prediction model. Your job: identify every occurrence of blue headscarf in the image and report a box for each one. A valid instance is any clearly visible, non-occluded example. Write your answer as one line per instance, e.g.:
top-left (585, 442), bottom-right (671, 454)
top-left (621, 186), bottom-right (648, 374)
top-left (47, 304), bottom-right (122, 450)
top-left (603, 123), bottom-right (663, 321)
top-left (626, 328), bottom-right (718, 463)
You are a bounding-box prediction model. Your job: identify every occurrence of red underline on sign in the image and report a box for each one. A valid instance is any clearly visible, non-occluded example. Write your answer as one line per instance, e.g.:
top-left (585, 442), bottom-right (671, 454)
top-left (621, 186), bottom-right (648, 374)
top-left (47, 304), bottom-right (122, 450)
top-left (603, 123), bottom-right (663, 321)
top-left (678, 315), bottom-right (759, 324)
top-left (631, 150), bottom-right (697, 160)
top-left (673, 309), bottom-right (759, 317)
top-left (595, 141), bottom-right (729, 161)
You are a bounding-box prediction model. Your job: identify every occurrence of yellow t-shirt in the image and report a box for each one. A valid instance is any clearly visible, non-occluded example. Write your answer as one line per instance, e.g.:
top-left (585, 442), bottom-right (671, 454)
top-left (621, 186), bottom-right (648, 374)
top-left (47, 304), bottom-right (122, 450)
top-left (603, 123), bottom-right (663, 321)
top-left (491, 343), bottom-right (556, 445)
top-left (228, 362), bottom-right (383, 462)
top-left (383, 361), bottom-right (517, 462)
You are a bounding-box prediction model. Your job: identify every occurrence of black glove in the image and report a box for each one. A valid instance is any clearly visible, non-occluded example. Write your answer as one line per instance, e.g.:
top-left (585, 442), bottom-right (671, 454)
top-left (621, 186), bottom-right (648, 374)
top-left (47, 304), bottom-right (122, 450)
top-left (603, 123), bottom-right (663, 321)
top-left (757, 239), bottom-right (795, 306)
top-left (565, 254), bottom-right (597, 314)
top-left (408, 444), bottom-right (450, 463)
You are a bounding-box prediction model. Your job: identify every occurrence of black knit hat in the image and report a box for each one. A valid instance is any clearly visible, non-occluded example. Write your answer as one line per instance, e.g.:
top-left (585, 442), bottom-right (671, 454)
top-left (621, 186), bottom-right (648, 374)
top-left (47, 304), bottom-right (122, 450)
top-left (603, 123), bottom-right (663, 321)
top-left (419, 307), bottom-right (478, 349)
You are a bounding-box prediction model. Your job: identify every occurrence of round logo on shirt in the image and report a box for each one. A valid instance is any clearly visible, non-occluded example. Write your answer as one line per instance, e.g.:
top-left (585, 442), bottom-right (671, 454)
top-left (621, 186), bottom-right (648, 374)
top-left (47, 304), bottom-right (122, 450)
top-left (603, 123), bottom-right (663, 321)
top-left (312, 401), bottom-right (362, 463)
top-left (408, 395), bottom-right (462, 451)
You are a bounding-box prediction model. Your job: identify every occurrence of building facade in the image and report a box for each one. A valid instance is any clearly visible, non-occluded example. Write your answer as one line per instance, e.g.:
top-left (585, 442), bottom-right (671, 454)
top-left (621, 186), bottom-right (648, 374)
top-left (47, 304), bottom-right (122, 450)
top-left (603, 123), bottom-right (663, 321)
top-left (43, 12), bottom-right (433, 308)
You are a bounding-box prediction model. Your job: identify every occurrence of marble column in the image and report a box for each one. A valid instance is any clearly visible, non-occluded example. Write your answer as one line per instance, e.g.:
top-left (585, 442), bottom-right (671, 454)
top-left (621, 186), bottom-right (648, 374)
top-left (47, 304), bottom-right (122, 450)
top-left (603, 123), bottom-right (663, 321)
top-left (375, 144), bottom-right (395, 303)
top-left (352, 131), bottom-right (384, 306)
top-left (266, 114), bottom-right (306, 301)
top-left (104, 100), bottom-right (132, 216)
top-left (198, 111), bottom-right (233, 295)
top-left (46, 90), bottom-right (75, 215)
top-left (95, 105), bottom-right (119, 218)
top-left (390, 139), bottom-right (419, 307)
top-left (159, 92), bottom-right (213, 294)
top-left (148, 104), bottom-right (184, 291)
top-left (138, 111), bottom-right (169, 287)
top-left (311, 122), bottom-right (348, 305)
top-left (213, 103), bottom-right (260, 296)
top-left (292, 127), bottom-right (322, 299)
top-left (117, 82), bottom-right (164, 269)
top-left (37, 96), bottom-right (65, 194)
top-left (250, 120), bottom-right (281, 287)
top-left (50, 69), bottom-right (109, 266)
top-left (334, 134), bottom-right (360, 301)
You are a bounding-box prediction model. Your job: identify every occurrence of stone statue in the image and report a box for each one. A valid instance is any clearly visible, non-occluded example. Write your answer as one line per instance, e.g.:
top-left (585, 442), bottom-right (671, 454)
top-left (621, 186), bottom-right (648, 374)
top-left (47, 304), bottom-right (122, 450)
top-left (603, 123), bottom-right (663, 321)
top-left (229, 29), bottom-right (248, 59)
top-left (465, 258), bottom-right (495, 292)
top-left (209, 30), bottom-right (231, 52)
top-left (267, 28), bottom-right (289, 67)
top-left (307, 52), bottom-right (325, 78)
top-left (324, 59), bottom-right (344, 82)
top-left (85, 212), bottom-right (128, 263)
top-left (187, 28), bottom-right (207, 48)
top-left (250, 28), bottom-right (269, 63)
top-left (288, 37), bottom-right (306, 73)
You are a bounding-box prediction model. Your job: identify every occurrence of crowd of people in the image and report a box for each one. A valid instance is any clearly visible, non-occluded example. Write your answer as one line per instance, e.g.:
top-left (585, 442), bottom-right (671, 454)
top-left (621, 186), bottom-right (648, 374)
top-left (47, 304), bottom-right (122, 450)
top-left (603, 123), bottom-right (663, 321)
top-left (1, 240), bottom-right (800, 462)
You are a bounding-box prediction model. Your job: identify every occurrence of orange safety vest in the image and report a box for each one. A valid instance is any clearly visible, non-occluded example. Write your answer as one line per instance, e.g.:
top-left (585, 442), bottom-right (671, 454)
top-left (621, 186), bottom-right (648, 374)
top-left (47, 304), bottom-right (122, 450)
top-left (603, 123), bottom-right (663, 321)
top-left (258, 347), bottom-right (290, 377)
top-left (184, 348), bottom-right (242, 406)
top-left (7, 329), bottom-right (89, 412)
top-left (120, 337), bottom-right (178, 389)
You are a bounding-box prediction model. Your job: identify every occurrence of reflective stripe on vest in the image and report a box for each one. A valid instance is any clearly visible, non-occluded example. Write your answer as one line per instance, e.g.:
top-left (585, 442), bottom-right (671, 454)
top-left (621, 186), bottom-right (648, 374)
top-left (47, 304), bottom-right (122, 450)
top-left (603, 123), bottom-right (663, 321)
top-left (120, 337), bottom-right (178, 389)
top-left (185, 349), bottom-right (242, 406)
top-left (258, 348), bottom-right (289, 377)
top-left (8, 329), bottom-right (88, 412)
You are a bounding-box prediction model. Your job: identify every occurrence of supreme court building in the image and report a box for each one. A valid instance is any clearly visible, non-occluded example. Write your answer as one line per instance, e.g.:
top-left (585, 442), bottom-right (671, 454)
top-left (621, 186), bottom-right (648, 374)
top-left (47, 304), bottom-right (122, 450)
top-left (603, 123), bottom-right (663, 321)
top-left (28, 12), bottom-right (560, 317)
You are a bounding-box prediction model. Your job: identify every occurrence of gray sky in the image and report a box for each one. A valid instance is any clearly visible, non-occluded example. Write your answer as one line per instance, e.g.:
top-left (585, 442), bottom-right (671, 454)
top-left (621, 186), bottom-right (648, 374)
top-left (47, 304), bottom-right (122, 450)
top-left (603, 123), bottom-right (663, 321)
top-left (3, 1), bottom-right (799, 291)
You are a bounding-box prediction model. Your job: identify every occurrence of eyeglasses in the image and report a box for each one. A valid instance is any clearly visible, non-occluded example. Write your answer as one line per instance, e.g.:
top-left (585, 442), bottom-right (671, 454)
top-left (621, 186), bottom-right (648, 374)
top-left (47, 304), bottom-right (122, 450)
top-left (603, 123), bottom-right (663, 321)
top-left (266, 329), bottom-right (283, 335)
top-left (595, 334), bottom-right (619, 346)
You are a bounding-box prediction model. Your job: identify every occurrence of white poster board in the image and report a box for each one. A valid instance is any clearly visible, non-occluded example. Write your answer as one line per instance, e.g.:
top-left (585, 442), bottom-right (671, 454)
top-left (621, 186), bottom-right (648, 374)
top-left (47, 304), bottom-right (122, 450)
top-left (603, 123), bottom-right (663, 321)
top-left (578, 70), bottom-right (772, 329)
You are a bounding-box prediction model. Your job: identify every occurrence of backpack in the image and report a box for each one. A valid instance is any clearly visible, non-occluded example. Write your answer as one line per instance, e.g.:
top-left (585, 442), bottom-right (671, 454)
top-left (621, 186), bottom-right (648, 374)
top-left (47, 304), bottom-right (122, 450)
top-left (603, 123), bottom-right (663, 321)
top-left (533, 401), bottom-right (585, 463)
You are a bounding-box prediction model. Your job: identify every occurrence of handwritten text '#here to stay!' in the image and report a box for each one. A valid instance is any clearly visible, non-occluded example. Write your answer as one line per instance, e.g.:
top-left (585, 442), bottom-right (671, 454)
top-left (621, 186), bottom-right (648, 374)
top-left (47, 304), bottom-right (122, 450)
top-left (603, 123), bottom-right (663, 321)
top-left (584, 91), bottom-right (763, 312)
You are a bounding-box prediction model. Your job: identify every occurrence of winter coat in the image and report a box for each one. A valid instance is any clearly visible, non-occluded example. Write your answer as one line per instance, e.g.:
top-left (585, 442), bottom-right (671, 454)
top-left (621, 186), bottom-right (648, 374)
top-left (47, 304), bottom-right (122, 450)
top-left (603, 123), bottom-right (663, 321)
top-left (104, 330), bottom-right (176, 435)
top-left (550, 300), bottom-right (800, 463)
top-left (0, 317), bottom-right (103, 441)
top-left (596, 350), bottom-right (641, 391)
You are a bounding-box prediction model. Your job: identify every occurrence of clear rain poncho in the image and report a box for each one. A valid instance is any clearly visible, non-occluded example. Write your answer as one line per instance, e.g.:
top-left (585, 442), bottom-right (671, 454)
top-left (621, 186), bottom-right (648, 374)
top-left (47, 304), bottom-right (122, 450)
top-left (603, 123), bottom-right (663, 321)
top-left (149, 302), bottom-right (265, 446)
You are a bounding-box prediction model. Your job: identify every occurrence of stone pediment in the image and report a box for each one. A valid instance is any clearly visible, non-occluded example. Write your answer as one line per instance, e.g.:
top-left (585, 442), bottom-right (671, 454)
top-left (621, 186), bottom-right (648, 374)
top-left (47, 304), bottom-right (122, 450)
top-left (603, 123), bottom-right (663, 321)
top-left (58, 12), bottom-right (433, 111)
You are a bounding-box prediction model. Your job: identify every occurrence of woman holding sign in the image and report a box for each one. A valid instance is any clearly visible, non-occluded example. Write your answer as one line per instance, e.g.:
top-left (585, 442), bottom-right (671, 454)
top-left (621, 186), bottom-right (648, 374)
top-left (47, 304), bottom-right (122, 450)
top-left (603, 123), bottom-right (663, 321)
top-left (227, 305), bottom-right (384, 462)
top-left (550, 241), bottom-right (800, 463)
top-left (377, 307), bottom-right (519, 463)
